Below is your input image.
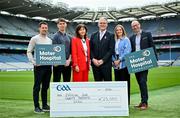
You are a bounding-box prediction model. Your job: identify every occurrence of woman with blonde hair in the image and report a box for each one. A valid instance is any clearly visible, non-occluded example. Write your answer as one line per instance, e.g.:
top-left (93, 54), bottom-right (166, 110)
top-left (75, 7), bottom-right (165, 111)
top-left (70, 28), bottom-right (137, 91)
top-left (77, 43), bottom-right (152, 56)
top-left (112, 24), bottom-right (131, 105)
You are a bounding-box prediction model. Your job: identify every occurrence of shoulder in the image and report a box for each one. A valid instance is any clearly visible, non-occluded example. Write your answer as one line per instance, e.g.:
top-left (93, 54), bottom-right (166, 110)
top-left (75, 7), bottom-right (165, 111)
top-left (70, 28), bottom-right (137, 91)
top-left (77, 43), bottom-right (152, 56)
top-left (129, 34), bottom-right (135, 39)
top-left (105, 31), bottom-right (114, 39)
top-left (142, 31), bottom-right (152, 36)
top-left (53, 32), bottom-right (59, 38)
top-left (91, 31), bottom-right (98, 36)
top-left (47, 36), bottom-right (52, 40)
top-left (66, 33), bottom-right (72, 39)
top-left (72, 37), bottom-right (79, 41)
top-left (106, 31), bottom-right (113, 35)
top-left (86, 37), bottom-right (90, 42)
top-left (30, 34), bottom-right (39, 41)
top-left (124, 36), bottom-right (130, 41)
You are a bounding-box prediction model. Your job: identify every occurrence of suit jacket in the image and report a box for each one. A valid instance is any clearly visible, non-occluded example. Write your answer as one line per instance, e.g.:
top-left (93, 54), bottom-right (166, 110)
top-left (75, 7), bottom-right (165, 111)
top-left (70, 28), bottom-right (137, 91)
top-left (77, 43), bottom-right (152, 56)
top-left (90, 31), bottom-right (115, 67)
top-left (129, 31), bottom-right (157, 58)
top-left (71, 37), bottom-right (90, 71)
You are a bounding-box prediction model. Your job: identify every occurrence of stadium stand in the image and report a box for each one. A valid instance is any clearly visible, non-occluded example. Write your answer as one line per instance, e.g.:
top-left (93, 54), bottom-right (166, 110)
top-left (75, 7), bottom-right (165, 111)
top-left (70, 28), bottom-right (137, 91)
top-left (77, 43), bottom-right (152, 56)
top-left (0, 54), bottom-right (33, 71)
top-left (0, 0), bottom-right (179, 71)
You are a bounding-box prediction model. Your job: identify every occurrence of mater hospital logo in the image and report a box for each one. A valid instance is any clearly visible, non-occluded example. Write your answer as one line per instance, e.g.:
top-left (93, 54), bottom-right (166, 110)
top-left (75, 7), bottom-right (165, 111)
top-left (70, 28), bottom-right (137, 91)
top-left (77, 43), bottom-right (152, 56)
top-left (53, 46), bottom-right (61, 52)
top-left (142, 50), bottom-right (150, 57)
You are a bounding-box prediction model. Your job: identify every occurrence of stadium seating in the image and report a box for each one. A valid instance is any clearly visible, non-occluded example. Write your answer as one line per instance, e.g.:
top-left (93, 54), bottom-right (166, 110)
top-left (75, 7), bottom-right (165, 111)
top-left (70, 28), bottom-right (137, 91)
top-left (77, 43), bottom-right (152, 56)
top-left (158, 52), bottom-right (180, 60)
top-left (0, 14), bottom-right (180, 70)
top-left (0, 54), bottom-right (33, 71)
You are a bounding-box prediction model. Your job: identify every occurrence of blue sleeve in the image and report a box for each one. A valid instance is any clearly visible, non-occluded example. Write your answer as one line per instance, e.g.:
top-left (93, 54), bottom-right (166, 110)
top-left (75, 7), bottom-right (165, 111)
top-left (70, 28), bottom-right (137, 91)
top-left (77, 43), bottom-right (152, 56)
top-left (52, 33), bottom-right (58, 44)
top-left (119, 38), bottom-right (132, 61)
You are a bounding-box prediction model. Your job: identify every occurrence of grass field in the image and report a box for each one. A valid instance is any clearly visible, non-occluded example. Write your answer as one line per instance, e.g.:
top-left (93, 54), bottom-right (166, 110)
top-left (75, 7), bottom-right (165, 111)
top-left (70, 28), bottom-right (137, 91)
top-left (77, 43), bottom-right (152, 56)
top-left (0, 66), bottom-right (180, 118)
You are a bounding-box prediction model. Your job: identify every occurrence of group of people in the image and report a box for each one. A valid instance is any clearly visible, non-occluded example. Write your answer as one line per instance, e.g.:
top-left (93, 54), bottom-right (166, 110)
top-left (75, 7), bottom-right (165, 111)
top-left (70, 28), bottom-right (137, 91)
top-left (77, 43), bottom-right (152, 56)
top-left (27, 17), bottom-right (156, 113)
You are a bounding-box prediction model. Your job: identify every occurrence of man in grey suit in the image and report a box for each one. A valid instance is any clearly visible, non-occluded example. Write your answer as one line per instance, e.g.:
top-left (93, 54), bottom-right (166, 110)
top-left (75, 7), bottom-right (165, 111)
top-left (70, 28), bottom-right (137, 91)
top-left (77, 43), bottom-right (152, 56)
top-left (130, 20), bottom-right (157, 110)
top-left (90, 17), bottom-right (115, 81)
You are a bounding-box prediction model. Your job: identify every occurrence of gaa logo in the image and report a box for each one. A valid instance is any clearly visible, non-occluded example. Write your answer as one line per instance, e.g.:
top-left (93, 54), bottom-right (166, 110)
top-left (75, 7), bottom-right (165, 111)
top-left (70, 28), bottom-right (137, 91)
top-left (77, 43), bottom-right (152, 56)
top-left (142, 50), bottom-right (150, 57)
top-left (56, 85), bottom-right (71, 91)
top-left (53, 46), bottom-right (61, 52)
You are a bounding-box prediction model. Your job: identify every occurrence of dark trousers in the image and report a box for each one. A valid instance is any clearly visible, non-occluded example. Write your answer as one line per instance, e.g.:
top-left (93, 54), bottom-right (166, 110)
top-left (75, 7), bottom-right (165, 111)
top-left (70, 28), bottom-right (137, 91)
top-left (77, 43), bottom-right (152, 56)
top-left (92, 64), bottom-right (112, 81)
top-left (114, 67), bottom-right (130, 105)
top-left (135, 70), bottom-right (148, 104)
top-left (33, 66), bottom-right (52, 108)
top-left (53, 65), bottom-right (71, 82)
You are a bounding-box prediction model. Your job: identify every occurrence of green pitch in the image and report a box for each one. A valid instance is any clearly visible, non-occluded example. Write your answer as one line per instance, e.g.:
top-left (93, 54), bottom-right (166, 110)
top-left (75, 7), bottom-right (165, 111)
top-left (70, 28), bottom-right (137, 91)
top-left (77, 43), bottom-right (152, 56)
top-left (0, 66), bottom-right (180, 118)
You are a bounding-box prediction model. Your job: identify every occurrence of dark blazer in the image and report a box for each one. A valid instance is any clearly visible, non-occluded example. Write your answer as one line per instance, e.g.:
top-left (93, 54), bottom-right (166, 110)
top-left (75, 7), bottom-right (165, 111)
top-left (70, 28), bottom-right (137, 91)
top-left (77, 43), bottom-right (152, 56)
top-left (90, 31), bottom-right (115, 66)
top-left (129, 31), bottom-right (157, 58)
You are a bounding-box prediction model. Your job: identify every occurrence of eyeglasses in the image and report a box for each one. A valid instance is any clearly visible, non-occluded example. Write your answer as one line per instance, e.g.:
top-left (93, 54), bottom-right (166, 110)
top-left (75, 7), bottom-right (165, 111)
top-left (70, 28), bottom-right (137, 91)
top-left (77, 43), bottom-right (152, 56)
top-left (132, 24), bottom-right (139, 28)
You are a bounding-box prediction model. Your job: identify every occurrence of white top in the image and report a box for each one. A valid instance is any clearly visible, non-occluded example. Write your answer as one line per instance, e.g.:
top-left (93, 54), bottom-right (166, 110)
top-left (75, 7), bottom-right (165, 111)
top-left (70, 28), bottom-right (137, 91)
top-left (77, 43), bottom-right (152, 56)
top-left (135, 33), bottom-right (141, 51)
top-left (81, 38), bottom-right (88, 62)
top-left (27, 34), bottom-right (52, 65)
top-left (115, 39), bottom-right (120, 55)
top-left (99, 30), bottom-right (106, 40)
top-left (135, 30), bottom-right (142, 51)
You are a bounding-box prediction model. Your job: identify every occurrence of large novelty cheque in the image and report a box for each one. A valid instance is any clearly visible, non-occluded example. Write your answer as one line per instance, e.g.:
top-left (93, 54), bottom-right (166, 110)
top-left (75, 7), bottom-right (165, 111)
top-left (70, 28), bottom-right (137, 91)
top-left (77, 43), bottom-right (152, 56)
top-left (125, 47), bottom-right (158, 73)
top-left (35, 44), bottom-right (66, 65)
top-left (50, 82), bottom-right (129, 117)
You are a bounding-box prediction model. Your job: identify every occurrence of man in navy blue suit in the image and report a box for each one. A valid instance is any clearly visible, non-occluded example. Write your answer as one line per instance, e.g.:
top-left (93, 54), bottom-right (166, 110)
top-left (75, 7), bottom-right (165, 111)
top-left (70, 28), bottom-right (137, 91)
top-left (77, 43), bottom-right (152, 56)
top-left (90, 17), bottom-right (115, 81)
top-left (130, 20), bottom-right (156, 110)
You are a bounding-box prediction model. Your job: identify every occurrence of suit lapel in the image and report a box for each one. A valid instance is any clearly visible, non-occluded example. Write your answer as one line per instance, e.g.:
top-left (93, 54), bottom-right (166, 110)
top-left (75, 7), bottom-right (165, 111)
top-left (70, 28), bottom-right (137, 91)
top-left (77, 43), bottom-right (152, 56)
top-left (100, 31), bottom-right (107, 45)
top-left (79, 38), bottom-right (87, 56)
top-left (140, 31), bottom-right (145, 48)
top-left (131, 34), bottom-right (136, 51)
top-left (101, 31), bottom-right (107, 41)
top-left (78, 38), bottom-right (84, 54)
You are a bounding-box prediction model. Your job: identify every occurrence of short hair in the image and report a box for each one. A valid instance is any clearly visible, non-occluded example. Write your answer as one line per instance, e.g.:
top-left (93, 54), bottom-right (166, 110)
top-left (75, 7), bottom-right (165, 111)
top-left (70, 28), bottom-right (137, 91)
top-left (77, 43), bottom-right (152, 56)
top-left (131, 20), bottom-right (140, 26)
top-left (38, 21), bottom-right (48, 27)
top-left (56, 18), bottom-right (67, 24)
top-left (75, 24), bottom-right (88, 39)
top-left (99, 17), bottom-right (108, 23)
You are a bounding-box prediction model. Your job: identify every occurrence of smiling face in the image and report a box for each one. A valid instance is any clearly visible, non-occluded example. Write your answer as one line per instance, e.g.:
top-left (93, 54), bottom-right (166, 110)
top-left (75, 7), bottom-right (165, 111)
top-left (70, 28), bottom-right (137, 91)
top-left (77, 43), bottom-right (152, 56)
top-left (98, 17), bottom-right (108, 31)
top-left (115, 26), bottom-right (123, 38)
top-left (39, 24), bottom-right (48, 35)
top-left (57, 21), bottom-right (67, 32)
top-left (78, 27), bottom-right (86, 38)
top-left (75, 24), bottom-right (87, 39)
top-left (131, 21), bottom-right (141, 34)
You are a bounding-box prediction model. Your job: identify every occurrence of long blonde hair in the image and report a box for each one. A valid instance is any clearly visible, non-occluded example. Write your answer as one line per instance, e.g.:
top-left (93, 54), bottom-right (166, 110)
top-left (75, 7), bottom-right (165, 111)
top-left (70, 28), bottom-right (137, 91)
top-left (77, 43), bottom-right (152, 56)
top-left (114, 24), bottom-right (127, 40)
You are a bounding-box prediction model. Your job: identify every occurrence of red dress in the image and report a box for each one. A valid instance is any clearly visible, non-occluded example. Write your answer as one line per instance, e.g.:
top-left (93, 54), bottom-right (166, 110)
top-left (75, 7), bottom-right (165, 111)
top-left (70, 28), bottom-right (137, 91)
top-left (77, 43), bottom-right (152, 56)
top-left (71, 37), bottom-right (90, 82)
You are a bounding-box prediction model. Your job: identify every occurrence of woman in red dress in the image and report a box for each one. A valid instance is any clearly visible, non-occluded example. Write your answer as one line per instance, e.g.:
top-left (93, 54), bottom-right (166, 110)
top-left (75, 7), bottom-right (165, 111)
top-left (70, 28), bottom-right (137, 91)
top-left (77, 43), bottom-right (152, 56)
top-left (71, 24), bottom-right (90, 82)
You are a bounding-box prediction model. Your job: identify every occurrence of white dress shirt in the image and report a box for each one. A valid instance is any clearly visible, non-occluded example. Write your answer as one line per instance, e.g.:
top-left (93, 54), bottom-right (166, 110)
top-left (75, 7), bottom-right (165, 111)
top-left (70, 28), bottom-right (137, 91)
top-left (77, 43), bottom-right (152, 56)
top-left (99, 30), bottom-right (106, 40)
top-left (81, 38), bottom-right (88, 62)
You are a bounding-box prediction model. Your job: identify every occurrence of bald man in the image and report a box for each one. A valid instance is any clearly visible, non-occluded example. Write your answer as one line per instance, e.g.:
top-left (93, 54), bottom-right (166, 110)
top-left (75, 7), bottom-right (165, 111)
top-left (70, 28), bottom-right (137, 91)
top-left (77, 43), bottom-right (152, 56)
top-left (130, 20), bottom-right (156, 110)
top-left (90, 17), bottom-right (115, 81)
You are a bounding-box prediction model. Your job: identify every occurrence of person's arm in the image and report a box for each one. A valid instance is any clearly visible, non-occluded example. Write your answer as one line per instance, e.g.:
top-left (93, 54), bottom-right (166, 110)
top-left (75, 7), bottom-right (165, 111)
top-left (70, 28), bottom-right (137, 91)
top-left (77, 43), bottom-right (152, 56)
top-left (27, 38), bottom-right (36, 65)
top-left (148, 32), bottom-right (158, 60)
top-left (119, 38), bottom-right (132, 61)
top-left (65, 36), bottom-right (72, 66)
top-left (90, 33), bottom-right (95, 60)
top-left (65, 55), bottom-right (71, 67)
top-left (71, 38), bottom-right (78, 67)
top-left (52, 33), bottom-right (58, 44)
top-left (90, 33), bottom-right (99, 67)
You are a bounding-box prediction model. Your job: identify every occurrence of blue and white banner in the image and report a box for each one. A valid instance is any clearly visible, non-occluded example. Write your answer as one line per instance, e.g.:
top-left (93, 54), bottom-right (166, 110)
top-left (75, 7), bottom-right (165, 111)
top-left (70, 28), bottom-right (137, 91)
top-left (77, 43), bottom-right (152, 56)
top-left (50, 82), bottom-right (129, 117)
top-left (125, 47), bottom-right (158, 73)
top-left (35, 44), bottom-right (66, 65)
